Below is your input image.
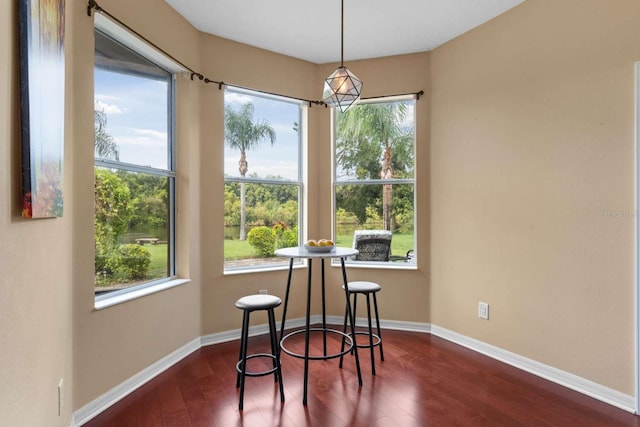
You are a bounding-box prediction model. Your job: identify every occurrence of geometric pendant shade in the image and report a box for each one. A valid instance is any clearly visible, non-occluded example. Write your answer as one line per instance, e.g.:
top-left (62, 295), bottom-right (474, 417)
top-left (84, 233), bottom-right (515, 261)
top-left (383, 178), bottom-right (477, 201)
top-left (322, 0), bottom-right (362, 112)
top-left (323, 65), bottom-right (363, 112)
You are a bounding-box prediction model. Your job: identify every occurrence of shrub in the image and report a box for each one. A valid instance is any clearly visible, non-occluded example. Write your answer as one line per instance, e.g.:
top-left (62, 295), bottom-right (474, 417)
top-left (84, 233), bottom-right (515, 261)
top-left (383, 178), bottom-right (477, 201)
top-left (117, 244), bottom-right (151, 280)
top-left (336, 207), bottom-right (358, 225)
top-left (247, 226), bottom-right (276, 257)
top-left (279, 226), bottom-right (298, 249)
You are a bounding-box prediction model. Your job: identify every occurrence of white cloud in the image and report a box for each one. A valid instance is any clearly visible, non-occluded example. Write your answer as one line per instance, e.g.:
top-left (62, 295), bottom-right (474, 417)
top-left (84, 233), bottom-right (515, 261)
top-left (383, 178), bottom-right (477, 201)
top-left (224, 92), bottom-right (253, 105)
top-left (252, 161), bottom-right (298, 180)
top-left (95, 99), bottom-right (124, 115)
top-left (115, 129), bottom-right (167, 148)
top-left (95, 93), bottom-right (119, 101)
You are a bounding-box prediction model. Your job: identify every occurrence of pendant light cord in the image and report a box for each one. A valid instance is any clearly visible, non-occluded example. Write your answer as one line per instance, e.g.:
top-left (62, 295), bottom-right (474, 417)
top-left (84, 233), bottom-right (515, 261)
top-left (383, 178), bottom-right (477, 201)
top-left (341, 0), bottom-right (344, 67)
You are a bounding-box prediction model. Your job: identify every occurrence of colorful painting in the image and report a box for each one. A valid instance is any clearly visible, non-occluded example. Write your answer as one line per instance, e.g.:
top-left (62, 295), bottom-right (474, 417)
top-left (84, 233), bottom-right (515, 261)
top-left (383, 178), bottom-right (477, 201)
top-left (18, 0), bottom-right (65, 218)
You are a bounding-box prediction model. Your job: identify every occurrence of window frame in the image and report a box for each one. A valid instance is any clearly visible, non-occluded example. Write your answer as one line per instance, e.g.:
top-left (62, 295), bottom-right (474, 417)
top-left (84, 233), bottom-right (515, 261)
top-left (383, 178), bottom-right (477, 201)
top-left (93, 15), bottom-right (187, 308)
top-left (332, 95), bottom-right (418, 269)
top-left (223, 87), bottom-right (306, 273)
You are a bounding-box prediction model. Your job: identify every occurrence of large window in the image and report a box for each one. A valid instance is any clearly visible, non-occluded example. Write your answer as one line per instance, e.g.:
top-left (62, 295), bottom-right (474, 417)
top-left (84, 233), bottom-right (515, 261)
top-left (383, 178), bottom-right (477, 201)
top-left (224, 88), bottom-right (303, 271)
top-left (334, 97), bottom-right (416, 266)
top-left (93, 25), bottom-right (176, 298)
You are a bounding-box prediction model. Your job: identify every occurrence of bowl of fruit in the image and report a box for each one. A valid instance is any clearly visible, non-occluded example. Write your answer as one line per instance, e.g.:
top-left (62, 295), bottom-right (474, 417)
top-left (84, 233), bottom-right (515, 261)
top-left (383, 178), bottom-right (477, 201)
top-left (304, 239), bottom-right (335, 253)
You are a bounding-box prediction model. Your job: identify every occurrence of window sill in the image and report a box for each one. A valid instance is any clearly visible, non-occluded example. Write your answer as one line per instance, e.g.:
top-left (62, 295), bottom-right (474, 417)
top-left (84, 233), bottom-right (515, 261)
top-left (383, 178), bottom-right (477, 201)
top-left (94, 278), bottom-right (191, 310)
top-left (224, 262), bottom-right (303, 276)
top-left (333, 261), bottom-right (418, 270)
top-left (223, 261), bottom-right (417, 274)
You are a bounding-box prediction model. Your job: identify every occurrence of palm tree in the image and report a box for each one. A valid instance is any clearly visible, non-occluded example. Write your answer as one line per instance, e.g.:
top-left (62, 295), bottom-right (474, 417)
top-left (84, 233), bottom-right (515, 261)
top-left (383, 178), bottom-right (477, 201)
top-left (225, 102), bottom-right (276, 240)
top-left (94, 106), bottom-right (119, 161)
top-left (337, 102), bottom-right (411, 231)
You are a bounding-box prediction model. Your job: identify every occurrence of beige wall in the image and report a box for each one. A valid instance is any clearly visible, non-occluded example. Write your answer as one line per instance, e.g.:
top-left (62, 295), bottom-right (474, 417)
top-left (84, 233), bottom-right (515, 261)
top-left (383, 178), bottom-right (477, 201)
top-left (198, 35), bottom-right (320, 334)
top-left (71, 0), bottom-right (203, 411)
top-left (2, 0), bottom-right (639, 424)
top-left (0, 1), bottom-right (75, 425)
top-left (314, 54), bottom-right (431, 321)
top-left (430, 0), bottom-right (640, 394)
top-left (198, 42), bottom-right (431, 335)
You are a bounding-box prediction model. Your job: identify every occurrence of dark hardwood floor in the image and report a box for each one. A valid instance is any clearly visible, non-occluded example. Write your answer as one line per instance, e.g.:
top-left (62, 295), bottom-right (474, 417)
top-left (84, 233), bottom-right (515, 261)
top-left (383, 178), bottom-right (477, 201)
top-left (84, 328), bottom-right (640, 426)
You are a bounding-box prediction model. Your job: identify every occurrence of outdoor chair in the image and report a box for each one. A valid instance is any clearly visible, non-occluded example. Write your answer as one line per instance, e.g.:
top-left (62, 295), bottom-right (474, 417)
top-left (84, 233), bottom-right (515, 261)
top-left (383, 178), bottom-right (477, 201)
top-left (352, 230), bottom-right (392, 261)
top-left (352, 230), bottom-right (413, 262)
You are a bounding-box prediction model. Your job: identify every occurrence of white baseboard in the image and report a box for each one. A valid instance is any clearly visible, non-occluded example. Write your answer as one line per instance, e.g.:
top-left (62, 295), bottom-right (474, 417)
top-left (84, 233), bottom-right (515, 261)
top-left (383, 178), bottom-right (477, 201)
top-left (200, 315), bottom-right (320, 346)
top-left (72, 337), bottom-right (201, 426)
top-left (430, 324), bottom-right (636, 414)
top-left (70, 319), bottom-right (635, 426)
top-left (324, 314), bottom-right (431, 333)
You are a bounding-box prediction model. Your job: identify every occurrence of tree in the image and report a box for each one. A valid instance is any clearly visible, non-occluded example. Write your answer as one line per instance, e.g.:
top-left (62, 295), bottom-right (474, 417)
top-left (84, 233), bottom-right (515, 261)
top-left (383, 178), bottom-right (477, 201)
top-left (94, 169), bottom-right (133, 276)
top-left (117, 172), bottom-right (168, 230)
top-left (94, 105), bottom-right (119, 160)
top-left (336, 102), bottom-right (412, 231)
top-left (224, 102), bottom-right (276, 240)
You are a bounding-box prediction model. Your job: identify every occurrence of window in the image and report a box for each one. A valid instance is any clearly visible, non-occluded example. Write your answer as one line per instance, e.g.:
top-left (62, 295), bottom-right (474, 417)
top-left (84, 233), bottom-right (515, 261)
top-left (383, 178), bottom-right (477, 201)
top-left (224, 88), bottom-right (304, 271)
top-left (334, 97), bottom-right (416, 266)
top-left (93, 23), bottom-right (177, 299)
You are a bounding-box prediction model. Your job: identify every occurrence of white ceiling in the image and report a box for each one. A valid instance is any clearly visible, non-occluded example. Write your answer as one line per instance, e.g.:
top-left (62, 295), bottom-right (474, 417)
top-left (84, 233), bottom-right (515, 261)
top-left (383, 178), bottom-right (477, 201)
top-left (163, 0), bottom-right (525, 64)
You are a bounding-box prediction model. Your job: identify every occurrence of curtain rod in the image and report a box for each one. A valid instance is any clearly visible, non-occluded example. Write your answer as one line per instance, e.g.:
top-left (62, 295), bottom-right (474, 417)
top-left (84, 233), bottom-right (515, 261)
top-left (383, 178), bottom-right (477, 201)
top-left (86, 0), bottom-right (423, 107)
top-left (87, 0), bottom-right (198, 80)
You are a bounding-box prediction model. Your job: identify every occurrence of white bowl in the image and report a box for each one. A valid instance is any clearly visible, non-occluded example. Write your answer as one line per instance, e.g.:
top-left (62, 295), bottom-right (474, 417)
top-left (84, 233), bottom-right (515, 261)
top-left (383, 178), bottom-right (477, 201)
top-left (304, 245), bottom-right (335, 253)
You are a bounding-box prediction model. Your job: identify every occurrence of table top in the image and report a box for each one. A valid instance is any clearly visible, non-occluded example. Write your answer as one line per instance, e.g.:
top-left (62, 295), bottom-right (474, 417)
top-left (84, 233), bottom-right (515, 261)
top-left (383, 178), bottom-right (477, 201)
top-left (275, 246), bottom-right (358, 259)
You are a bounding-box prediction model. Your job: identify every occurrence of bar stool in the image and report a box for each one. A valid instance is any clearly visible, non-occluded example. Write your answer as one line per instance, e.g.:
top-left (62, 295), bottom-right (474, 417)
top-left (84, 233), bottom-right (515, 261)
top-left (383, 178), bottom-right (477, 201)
top-left (339, 281), bottom-right (384, 375)
top-left (235, 294), bottom-right (285, 410)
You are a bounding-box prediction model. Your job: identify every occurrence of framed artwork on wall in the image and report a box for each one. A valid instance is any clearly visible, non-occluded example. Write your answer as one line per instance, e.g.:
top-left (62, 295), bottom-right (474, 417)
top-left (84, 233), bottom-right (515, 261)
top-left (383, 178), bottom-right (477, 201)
top-left (18, 0), bottom-right (66, 218)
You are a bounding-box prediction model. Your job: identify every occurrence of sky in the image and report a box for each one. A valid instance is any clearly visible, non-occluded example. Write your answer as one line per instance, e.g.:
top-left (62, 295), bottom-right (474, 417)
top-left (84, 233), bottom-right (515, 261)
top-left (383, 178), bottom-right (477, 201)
top-left (95, 70), bottom-right (414, 181)
top-left (95, 69), bottom-right (301, 180)
top-left (224, 90), bottom-right (301, 181)
top-left (95, 69), bottom-right (170, 170)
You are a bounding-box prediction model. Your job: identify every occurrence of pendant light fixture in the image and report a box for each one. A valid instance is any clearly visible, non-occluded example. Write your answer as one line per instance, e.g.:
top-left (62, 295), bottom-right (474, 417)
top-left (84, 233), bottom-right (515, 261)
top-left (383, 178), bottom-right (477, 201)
top-left (322, 0), bottom-right (362, 112)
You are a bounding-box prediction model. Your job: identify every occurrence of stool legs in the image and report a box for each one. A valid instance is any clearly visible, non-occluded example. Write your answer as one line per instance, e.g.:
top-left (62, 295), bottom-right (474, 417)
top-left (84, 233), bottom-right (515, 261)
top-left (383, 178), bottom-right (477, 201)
top-left (268, 308), bottom-right (285, 402)
top-left (339, 291), bottom-right (383, 375)
top-left (237, 310), bottom-right (250, 410)
top-left (236, 307), bottom-right (284, 411)
top-left (339, 293), bottom-right (352, 369)
top-left (373, 293), bottom-right (384, 361)
top-left (365, 293), bottom-right (376, 375)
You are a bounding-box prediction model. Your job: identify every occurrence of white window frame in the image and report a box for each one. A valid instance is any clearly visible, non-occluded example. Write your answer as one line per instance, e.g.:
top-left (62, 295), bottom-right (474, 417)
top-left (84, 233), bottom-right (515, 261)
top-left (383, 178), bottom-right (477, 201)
top-left (223, 87), bottom-right (305, 274)
top-left (332, 95), bottom-right (418, 269)
top-left (93, 15), bottom-right (188, 309)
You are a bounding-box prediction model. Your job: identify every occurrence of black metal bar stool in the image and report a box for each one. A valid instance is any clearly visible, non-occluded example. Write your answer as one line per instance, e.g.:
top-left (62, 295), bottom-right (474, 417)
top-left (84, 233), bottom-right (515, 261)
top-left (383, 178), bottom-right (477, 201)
top-left (339, 281), bottom-right (384, 375)
top-left (235, 294), bottom-right (285, 410)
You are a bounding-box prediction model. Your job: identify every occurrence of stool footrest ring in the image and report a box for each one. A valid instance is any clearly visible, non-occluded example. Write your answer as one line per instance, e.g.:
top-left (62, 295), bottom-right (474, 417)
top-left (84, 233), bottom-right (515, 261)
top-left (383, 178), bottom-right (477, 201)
top-left (236, 353), bottom-right (280, 377)
top-left (281, 328), bottom-right (354, 360)
top-left (347, 331), bottom-right (382, 349)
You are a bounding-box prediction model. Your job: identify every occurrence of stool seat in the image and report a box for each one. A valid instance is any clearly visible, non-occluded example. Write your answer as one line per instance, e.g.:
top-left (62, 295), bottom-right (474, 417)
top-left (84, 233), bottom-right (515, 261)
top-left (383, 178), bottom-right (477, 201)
top-left (345, 281), bottom-right (381, 293)
top-left (235, 294), bottom-right (282, 311)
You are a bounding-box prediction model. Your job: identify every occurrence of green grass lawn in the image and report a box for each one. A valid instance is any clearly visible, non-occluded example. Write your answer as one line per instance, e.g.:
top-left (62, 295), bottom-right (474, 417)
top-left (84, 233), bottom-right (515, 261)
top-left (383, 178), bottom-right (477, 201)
top-left (127, 232), bottom-right (414, 277)
top-left (144, 243), bottom-right (169, 277)
top-left (223, 239), bottom-right (260, 260)
top-left (97, 232), bottom-right (414, 290)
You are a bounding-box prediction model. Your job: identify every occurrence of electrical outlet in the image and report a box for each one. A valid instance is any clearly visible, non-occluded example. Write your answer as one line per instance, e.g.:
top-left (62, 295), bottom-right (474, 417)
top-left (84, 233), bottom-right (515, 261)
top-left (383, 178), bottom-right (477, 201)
top-left (478, 302), bottom-right (489, 320)
top-left (58, 378), bottom-right (63, 416)
top-left (259, 289), bottom-right (268, 295)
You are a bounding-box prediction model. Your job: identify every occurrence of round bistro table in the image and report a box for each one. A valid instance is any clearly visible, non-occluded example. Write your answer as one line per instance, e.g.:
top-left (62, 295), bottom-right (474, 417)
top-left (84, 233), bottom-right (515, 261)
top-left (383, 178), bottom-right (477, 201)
top-left (274, 246), bottom-right (362, 405)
